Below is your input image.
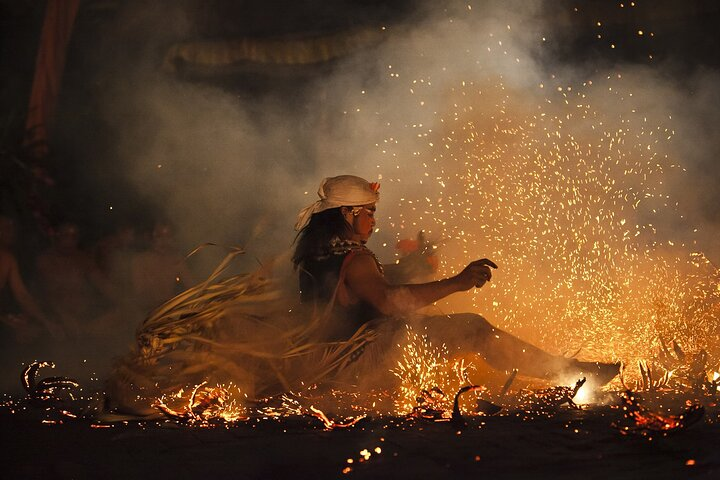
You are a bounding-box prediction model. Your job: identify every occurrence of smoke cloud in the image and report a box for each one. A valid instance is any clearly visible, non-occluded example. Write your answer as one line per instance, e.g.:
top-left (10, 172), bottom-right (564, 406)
top-left (13, 0), bottom-right (716, 395)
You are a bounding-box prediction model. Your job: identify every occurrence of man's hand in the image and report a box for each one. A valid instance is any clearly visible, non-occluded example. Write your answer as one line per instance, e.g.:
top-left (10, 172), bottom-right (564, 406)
top-left (453, 258), bottom-right (498, 291)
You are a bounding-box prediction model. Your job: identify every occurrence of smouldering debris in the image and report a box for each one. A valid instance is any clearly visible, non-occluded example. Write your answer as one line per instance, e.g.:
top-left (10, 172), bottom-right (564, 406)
top-left (620, 339), bottom-right (720, 395)
top-left (153, 382), bottom-right (248, 424)
top-left (516, 378), bottom-right (587, 412)
top-left (451, 385), bottom-right (501, 428)
top-left (22, 361), bottom-right (80, 403)
top-left (616, 390), bottom-right (705, 436)
top-left (308, 406), bottom-right (366, 430)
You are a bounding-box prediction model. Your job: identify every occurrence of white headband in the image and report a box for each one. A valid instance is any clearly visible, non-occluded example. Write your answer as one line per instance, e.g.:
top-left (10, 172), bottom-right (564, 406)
top-left (295, 175), bottom-right (380, 231)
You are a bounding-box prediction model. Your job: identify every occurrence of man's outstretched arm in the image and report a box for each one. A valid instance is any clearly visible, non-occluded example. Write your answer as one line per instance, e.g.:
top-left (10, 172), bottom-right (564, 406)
top-left (345, 254), bottom-right (496, 315)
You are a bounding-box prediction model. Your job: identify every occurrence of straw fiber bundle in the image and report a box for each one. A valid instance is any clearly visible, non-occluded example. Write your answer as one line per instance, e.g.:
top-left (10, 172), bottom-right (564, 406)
top-left (105, 246), bottom-right (377, 415)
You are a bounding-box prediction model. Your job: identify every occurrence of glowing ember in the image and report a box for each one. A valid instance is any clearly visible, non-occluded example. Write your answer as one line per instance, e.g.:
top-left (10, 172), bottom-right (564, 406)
top-left (308, 406), bottom-right (366, 430)
top-left (153, 382), bottom-right (248, 424)
top-left (22, 361), bottom-right (80, 404)
top-left (518, 378), bottom-right (587, 412)
top-left (391, 325), bottom-right (478, 415)
top-left (617, 391), bottom-right (705, 435)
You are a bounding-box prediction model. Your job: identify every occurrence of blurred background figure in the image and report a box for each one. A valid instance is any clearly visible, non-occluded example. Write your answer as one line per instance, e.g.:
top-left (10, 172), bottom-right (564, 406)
top-left (0, 215), bottom-right (49, 342)
top-left (94, 222), bottom-right (137, 300)
top-left (35, 221), bottom-right (113, 338)
top-left (384, 231), bottom-right (440, 285)
top-left (130, 222), bottom-right (195, 312)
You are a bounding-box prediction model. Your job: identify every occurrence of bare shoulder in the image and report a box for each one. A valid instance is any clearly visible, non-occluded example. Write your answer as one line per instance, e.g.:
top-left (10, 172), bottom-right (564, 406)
top-left (344, 249), bottom-right (383, 276)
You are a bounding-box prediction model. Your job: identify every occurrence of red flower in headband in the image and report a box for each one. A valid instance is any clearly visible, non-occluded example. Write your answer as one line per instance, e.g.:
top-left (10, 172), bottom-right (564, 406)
top-left (369, 182), bottom-right (381, 193)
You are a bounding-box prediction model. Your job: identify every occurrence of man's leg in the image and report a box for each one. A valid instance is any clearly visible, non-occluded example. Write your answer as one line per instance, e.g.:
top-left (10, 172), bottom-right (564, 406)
top-left (417, 313), bottom-right (618, 383)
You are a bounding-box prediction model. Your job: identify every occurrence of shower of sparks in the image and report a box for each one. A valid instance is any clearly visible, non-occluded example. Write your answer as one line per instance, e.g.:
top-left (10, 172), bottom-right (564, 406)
top-left (409, 77), bottom-right (719, 368)
top-left (128, 4), bottom-right (720, 422)
top-left (333, 4), bottom-right (720, 378)
top-left (391, 325), bottom-right (478, 415)
top-left (153, 382), bottom-right (248, 424)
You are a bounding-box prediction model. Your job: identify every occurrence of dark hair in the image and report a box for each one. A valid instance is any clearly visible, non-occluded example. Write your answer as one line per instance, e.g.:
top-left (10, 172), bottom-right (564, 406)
top-left (292, 207), bottom-right (351, 269)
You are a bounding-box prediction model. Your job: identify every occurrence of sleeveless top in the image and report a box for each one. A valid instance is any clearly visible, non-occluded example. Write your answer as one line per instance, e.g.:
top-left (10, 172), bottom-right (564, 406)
top-left (299, 238), bottom-right (383, 340)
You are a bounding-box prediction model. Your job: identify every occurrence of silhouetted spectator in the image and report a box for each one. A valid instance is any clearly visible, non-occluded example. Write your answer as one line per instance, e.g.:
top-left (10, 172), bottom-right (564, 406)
top-left (384, 231), bottom-right (440, 284)
top-left (0, 215), bottom-right (50, 341)
top-left (130, 222), bottom-right (195, 311)
top-left (94, 223), bottom-right (137, 302)
top-left (36, 222), bottom-right (114, 337)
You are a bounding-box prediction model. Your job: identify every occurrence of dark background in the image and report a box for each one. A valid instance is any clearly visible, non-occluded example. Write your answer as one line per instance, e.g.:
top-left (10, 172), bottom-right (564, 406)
top-left (1, 0), bottom-right (719, 249)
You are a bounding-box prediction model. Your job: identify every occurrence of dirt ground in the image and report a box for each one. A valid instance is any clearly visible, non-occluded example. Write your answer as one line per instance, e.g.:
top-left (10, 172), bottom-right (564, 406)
top-left (2, 392), bottom-right (719, 480)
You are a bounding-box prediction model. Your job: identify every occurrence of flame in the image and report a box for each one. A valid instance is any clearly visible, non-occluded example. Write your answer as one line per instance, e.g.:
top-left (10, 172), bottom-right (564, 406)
top-left (568, 380), bottom-right (592, 405)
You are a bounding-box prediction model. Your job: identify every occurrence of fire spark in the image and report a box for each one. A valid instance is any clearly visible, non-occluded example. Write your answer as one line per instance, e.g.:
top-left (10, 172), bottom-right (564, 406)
top-left (153, 382), bottom-right (248, 424)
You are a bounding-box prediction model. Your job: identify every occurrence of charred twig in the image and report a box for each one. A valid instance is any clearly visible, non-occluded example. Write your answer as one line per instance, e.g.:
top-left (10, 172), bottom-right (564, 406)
top-left (153, 398), bottom-right (187, 420)
top-left (672, 340), bottom-right (686, 363)
top-left (21, 361), bottom-right (80, 402)
top-left (522, 377), bottom-right (586, 411)
top-left (153, 382), bottom-right (247, 423)
top-left (454, 359), bottom-right (474, 386)
top-left (620, 361), bottom-right (672, 392)
top-left (308, 406), bottom-right (366, 430)
top-left (34, 377), bottom-right (80, 397)
top-left (500, 369), bottom-right (518, 397)
top-left (22, 361), bottom-right (52, 392)
top-left (638, 338), bottom-right (715, 394)
top-left (187, 381), bottom-right (206, 420)
top-left (408, 387), bottom-right (448, 420)
top-left (562, 347), bottom-right (583, 359)
top-left (639, 360), bottom-right (670, 392)
top-left (451, 385), bottom-right (501, 428)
